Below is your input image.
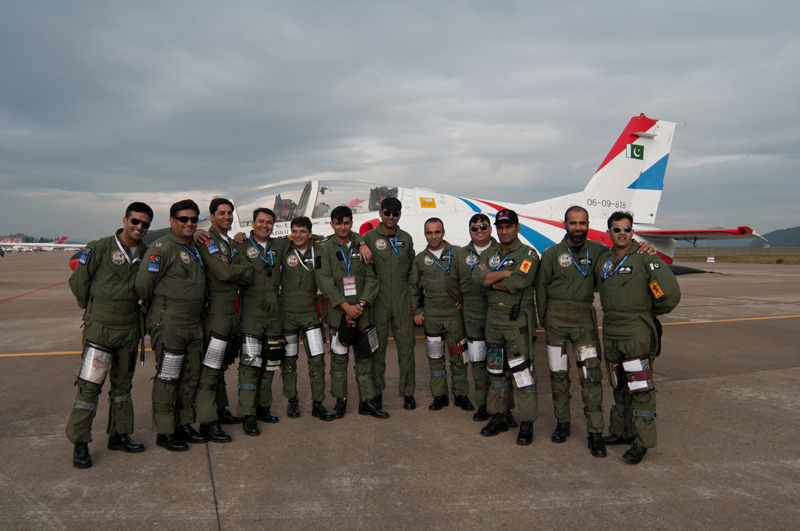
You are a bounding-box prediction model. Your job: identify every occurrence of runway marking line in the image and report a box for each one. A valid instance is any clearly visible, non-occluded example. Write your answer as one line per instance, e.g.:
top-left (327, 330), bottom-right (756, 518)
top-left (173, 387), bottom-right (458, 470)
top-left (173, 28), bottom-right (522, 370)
top-left (0, 281), bottom-right (68, 303)
top-left (682, 293), bottom-right (800, 306)
top-left (2, 314), bottom-right (798, 358)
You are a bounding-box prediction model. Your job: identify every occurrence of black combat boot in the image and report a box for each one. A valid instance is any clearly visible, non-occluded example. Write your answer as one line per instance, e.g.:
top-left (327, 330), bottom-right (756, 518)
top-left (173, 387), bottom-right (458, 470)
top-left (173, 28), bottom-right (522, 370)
top-left (505, 411), bottom-right (518, 428)
top-left (602, 433), bottom-right (635, 445)
top-left (403, 396), bottom-right (417, 410)
top-left (588, 433), bottom-right (607, 458)
top-left (622, 444), bottom-right (648, 464)
top-left (359, 399), bottom-right (390, 418)
top-left (331, 398), bottom-right (347, 419)
top-left (217, 408), bottom-right (243, 424)
top-left (175, 424), bottom-right (207, 444)
top-left (374, 393), bottom-right (383, 409)
top-left (551, 421), bottom-right (571, 443)
top-left (454, 395), bottom-right (475, 411)
top-left (156, 434), bottom-right (189, 452)
top-left (472, 405), bottom-right (490, 422)
top-left (199, 422), bottom-right (232, 443)
top-left (256, 407), bottom-right (279, 423)
top-left (73, 442), bottom-right (92, 469)
top-left (516, 422), bottom-right (534, 445)
top-left (287, 397), bottom-right (300, 418)
top-left (429, 394), bottom-right (449, 411)
top-left (242, 415), bottom-right (260, 436)
top-left (479, 413), bottom-right (509, 437)
top-left (312, 401), bottom-right (334, 421)
top-left (108, 434), bottom-right (145, 453)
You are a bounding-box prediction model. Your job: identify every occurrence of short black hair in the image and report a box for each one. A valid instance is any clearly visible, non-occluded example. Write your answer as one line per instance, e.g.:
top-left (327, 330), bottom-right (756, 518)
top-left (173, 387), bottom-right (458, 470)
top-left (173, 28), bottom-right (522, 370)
top-left (564, 206), bottom-right (589, 223)
top-left (380, 197), bottom-right (402, 211)
top-left (253, 207), bottom-right (276, 223)
top-left (291, 216), bottom-right (312, 231)
top-left (209, 198), bottom-right (234, 215)
top-left (170, 199), bottom-right (199, 218)
top-left (607, 211), bottom-right (634, 228)
top-left (331, 206), bottom-right (353, 222)
top-left (469, 213), bottom-right (490, 225)
top-left (126, 202), bottom-right (153, 220)
top-left (425, 217), bottom-right (444, 231)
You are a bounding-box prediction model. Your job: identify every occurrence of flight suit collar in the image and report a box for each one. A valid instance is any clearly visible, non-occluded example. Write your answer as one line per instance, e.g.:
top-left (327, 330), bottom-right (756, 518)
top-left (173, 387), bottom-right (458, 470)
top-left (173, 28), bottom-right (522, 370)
top-left (167, 229), bottom-right (196, 251)
top-left (559, 236), bottom-right (588, 254)
top-left (114, 228), bottom-right (146, 259)
top-left (466, 237), bottom-right (497, 253)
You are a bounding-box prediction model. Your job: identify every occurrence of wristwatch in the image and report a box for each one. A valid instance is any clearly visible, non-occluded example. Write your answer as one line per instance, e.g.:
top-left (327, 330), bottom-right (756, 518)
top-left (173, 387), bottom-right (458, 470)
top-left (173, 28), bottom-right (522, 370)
top-left (358, 301), bottom-right (366, 308)
top-left (358, 240), bottom-right (366, 247)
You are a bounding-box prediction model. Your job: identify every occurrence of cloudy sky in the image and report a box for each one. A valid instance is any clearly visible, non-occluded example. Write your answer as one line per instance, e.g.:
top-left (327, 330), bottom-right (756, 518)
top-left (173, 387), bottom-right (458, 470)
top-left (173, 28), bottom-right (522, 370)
top-left (1, 1), bottom-right (797, 240)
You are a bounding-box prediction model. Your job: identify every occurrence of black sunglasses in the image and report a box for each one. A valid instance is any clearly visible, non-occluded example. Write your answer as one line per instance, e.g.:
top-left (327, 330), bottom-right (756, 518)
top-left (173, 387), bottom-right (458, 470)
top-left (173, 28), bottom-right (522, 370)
top-left (129, 218), bottom-right (151, 229)
top-left (173, 216), bottom-right (199, 224)
top-left (382, 210), bottom-right (400, 217)
top-left (470, 224), bottom-right (489, 232)
top-left (611, 225), bottom-right (632, 233)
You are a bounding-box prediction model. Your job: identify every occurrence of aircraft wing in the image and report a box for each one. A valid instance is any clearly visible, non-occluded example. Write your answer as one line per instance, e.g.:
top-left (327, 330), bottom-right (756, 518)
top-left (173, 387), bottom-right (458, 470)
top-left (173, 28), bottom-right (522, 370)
top-left (1, 242), bottom-right (86, 250)
top-left (636, 226), bottom-right (766, 243)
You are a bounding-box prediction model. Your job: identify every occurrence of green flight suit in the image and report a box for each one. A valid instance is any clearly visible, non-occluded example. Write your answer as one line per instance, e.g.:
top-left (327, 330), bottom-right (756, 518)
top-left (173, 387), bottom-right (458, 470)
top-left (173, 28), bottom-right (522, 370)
top-left (595, 241), bottom-right (681, 449)
top-left (315, 233), bottom-right (379, 401)
top-left (363, 225), bottom-right (416, 398)
top-left (195, 228), bottom-right (253, 425)
top-left (536, 237), bottom-right (606, 433)
top-left (65, 230), bottom-right (146, 443)
top-left (473, 240), bottom-right (540, 422)
top-left (135, 231), bottom-right (206, 435)
top-left (280, 240), bottom-right (327, 403)
top-left (235, 233), bottom-right (289, 416)
top-left (410, 242), bottom-right (469, 398)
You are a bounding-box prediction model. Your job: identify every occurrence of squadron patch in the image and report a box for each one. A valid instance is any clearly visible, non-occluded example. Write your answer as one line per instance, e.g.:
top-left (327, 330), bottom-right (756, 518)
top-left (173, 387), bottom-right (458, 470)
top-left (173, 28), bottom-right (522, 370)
top-left (465, 253), bottom-right (479, 267)
top-left (527, 248), bottom-right (538, 259)
top-left (520, 260), bottom-right (533, 274)
top-left (618, 266), bottom-right (632, 274)
top-left (558, 253), bottom-right (572, 267)
top-left (111, 251), bottom-right (125, 265)
top-left (424, 256), bottom-right (434, 266)
top-left (219, 240), bottom-right (228, 254)
top-left (375, 239), bottom-right (387, 251)
top-left (78, 247), bottom-right (91, 265)
top-left (180, 251), bottom-right (190, 264)
top-left (649, 280), bottom-right (665, 299)
top-left (247, 246), bottom-right (259, 259)
top-left (286, 255), bottom-right (299, 267)
top-left (649, 262), bottom-right (661, 270)
top-left (204, 239), bottom-right (219, 254)
top-left (489, 254), bottom-right (502, 269)
top-left (148, 255), bottom-right (161, 273)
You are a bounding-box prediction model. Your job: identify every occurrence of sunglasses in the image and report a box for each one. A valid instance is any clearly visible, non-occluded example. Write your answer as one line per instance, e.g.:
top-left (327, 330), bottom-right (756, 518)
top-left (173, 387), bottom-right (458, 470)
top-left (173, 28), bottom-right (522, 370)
top-left (611, 225), bottom-right (632, 233)
top-left (173, 216), bottom-right (199, 224)
top-left (128, 218), bottom-right (151, 230)
top-left (382, 210), bottom-right (401, 218)
top-left (470, 224), bottom-right (489, 232)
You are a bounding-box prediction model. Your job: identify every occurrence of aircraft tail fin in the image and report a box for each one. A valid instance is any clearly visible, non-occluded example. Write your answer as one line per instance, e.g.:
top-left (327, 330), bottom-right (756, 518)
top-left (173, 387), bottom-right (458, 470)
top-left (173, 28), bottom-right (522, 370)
top-left (525, 115), bottom-right (676, 226)
top-left (55, 236), bottom-right (69, 244)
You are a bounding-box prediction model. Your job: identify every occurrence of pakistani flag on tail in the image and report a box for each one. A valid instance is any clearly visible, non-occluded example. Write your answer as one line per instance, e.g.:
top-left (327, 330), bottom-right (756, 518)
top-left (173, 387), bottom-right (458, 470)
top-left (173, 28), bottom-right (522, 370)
top-left (626, 144), bottom-right (644, 160)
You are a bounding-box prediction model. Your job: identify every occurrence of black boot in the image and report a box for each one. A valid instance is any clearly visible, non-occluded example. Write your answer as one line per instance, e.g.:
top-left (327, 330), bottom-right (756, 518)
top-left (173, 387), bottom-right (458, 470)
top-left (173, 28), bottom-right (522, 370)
top-left (374, 393), bottom-right (383, 409)
top-left (73, 442), bottom-right (92, 469)
top-left (454, 395), bottom-right (475, 411)
top-left (623, 444), bottom-right (648, 464)
top-left (403, 396), bottom-right (417, 410)
top-left (429, 394), bottom-right (449, 411)
top-left (256, 407), bottom-right (279, 423)
top-left (217, 408), bottom-right (243, 424)
top-left (156, 433), bottom-right (189, 452)
top-left (602, 433), bottom-right (635, 445)
top-left (551, 421), bottom-right (571, 443)
top-left (242, 415), bottom-right (260, 436)
top-left (516, 422), bottom-right (534, 445)
top-left (479, 413), bottom-right (509, 437)
top-left (505, 411), bottom-right (518, 428)
top-left (199, 422), bottom-right (232, 443)
top-left (331, 398), bottom-right (347, 419)
top-left (472, 405), bottom-right (490, 422)
top-left (588, 433), bottom-right (607, 458)
top-left (175, 424), bottom-right (207, 444)
top-left (312, 401), bottom-right (334, 421)
top-left (359, 399), bottom-right (390, 418)
top-left (287, 397), bottom-right (300, 418)
top-left (108, 434), bottom-right (145, 453)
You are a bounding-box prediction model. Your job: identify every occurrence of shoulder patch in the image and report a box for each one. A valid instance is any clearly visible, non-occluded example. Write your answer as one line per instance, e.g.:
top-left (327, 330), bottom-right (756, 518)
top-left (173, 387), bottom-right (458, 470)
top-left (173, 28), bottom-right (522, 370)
top-left (205, 239), bottom-right (219, 254)
top-left (527, 247), bottom-right (538, 259)
top-left (148, 254), bottom-right (161, 273)
top-left (649, 262), bottom-right (661, 270)
top-left (78, 246), bottom-right (91, 265)
top-left (520, 260), bottom-right (533, 274)
top-left (649, 280), bottom-right (665, 299)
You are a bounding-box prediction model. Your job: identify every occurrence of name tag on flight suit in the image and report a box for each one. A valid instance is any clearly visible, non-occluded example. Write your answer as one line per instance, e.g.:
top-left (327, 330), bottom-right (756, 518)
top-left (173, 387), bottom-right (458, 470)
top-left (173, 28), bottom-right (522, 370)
top-left (343, 276), bottom-right (357, 297)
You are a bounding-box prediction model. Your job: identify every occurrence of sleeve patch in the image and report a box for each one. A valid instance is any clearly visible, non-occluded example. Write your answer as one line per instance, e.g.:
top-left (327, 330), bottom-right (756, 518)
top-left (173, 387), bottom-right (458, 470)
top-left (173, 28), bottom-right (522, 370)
top-left (205, 239), bottom-right (219, 254)
top-left (78, 246), bottom-right (91, 265)
top-left (520, 260), bottom-right (533, 274)
top-left (649, 280), bottom-right (664, 299)
top-left (649, 262), bottom-right (660, 270)
top-left (148, 255), bottom-right (161, 273)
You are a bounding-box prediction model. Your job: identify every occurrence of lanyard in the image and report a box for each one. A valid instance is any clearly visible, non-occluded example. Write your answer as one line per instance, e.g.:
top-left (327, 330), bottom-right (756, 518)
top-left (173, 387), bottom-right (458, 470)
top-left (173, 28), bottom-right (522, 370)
top-left (248, 236), bottom-right (274, 267)
top-left (113, 234), bottom-right (140, 266)
top-left (602, 255), bottom-right (629, 282)
top-left (430, 249), bottom-right (451, 274)
top-left (179, 243), bottom-right (204, 270)
top-left (568, 247), bottom-right (589, 277)
top-left (294, 246), bottom-right (314, 272)
top-left (218, 236), bottom-right (236, 259)
top-left (387, 234), bottom-right (400, 257)
top-left (491, 250), bottom-right (512, 271)
top-left (469, 250), bottom-right (477, 272)
top-left (340, 244), bottom-right (354, 274)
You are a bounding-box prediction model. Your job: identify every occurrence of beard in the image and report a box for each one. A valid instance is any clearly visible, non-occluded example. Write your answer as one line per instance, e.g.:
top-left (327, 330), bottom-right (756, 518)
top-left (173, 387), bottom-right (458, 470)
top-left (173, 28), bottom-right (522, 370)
top-left (567, 230), bottom-right (586, 245)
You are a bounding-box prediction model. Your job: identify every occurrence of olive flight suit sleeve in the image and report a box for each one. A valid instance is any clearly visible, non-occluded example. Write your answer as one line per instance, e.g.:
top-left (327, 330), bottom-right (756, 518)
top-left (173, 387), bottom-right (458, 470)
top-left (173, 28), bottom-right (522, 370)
top-left (408, 254), bottom-right (423, 315)
top-left (535, 247), bottom-right (554, 323)
top-left (645, 255), bottom-right (682, 316)
top-left (472, 249), bottom-right (492, 287)
top-left (197, 238), bottom-right (253, 286)
top-left (361, 259), bottom-right (380, 306)
top-left (135, 242), bottom-right (170, 315)
top-left (501, 247), bottom-right (539, 293)
top-left (68, 241), bottom-right (100, 309)
top-left (315, 244), bottom-right (345, 309)
top-left (445, 246), bottom-right (464, 306)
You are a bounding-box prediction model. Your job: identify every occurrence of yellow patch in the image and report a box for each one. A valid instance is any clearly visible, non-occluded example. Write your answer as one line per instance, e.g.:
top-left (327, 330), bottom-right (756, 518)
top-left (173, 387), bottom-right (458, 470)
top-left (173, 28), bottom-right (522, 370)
top-left (649, 280), bottom-right (665, 299)
top-left (520, 260), bottom-right (532, 274)
top-left (155, 242), bottom-right (162, 247)
top-left (419, 197), bottom-right (436, 208)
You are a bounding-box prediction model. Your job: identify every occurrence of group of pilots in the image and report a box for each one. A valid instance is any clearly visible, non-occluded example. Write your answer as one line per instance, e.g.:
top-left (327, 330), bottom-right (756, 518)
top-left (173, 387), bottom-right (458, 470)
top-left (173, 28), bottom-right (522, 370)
top-left (65, 194), bottom-right (680, 469)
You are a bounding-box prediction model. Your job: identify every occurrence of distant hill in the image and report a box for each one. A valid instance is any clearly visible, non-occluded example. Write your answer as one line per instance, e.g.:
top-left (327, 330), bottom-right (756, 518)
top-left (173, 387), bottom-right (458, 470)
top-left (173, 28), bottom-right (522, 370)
top-left (748, 226), bottom-right (800, 247)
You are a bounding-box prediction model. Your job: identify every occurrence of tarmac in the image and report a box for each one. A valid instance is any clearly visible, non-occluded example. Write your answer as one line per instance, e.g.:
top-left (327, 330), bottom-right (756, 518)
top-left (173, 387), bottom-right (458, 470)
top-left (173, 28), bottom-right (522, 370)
top-left (1, 252), bottom-right (798, 530)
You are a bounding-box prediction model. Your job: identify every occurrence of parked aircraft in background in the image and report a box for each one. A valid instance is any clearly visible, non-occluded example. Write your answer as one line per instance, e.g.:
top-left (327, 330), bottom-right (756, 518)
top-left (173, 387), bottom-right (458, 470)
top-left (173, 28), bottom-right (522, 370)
top-left (2, 236), bottom-right (84, 253)
top-left (68, 114), bottom-right (764, 270)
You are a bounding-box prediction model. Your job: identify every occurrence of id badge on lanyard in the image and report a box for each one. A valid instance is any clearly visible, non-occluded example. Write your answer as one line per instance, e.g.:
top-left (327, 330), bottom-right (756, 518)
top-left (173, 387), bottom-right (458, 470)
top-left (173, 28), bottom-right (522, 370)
top-left (343, 276), bottom-right (357, 297)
